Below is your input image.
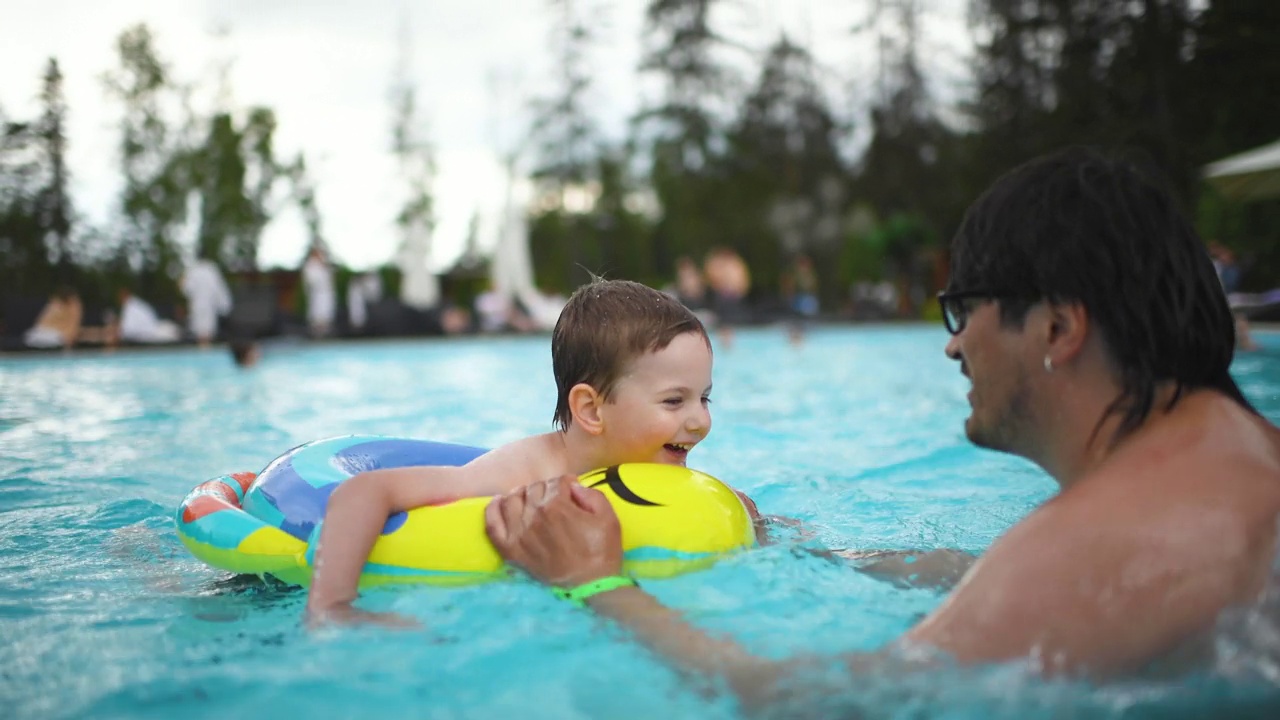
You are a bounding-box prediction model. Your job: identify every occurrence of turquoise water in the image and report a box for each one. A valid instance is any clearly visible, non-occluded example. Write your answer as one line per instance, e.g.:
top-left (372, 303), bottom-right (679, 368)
top-left (3, 326), bottom-right (1280, 719)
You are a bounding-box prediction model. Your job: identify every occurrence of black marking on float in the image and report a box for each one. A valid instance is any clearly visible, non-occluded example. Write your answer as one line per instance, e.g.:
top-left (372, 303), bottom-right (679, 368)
top-left (587, 465), bottom-right (663, 507)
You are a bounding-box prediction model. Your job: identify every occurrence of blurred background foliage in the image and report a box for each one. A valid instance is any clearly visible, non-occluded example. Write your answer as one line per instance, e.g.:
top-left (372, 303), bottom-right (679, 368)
top-left (2, 0), bottom-right (1278, 320)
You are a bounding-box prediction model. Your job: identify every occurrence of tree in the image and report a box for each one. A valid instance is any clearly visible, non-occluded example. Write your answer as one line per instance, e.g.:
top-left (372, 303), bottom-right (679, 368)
top-left (0, 59), bottom-right (85, 299)
top-left (726, 36), bottom-right (848, 301)
top-left (107, 24), bottom-right (303, 280)
top-left (966, 0), bottom-right (1199, 198)
top-left (850, 1), bottom-right (966, 311)
top-left (592, 145), bottom-right (658, 284)
top-left (634, 0), bottom-right (738, 273)
top-left (103, 23), bottom-right (196, 301)
top-left (525, 0), bottom-right (604, 289)
top-left (1188, 0), bottom-right (1280, 287)
top-left (192, 108), bottom-right (280, 270)
top-left (528, 0), bottom-right (600, 196)
top-left (282, 153), bottom-right (325, 255)
top-left (390, 16), bottom-right (437, 299)
top-left (0, 105), bottom-right (47, 297)
top-left (636, 0), bottom-right (735, 169)
top-left (34, 58), bottom-right (73, 275)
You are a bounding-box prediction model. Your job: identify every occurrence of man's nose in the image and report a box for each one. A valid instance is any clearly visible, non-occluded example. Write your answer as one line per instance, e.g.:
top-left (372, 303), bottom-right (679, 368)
top-left (945, 334), bottom-right (962, 361)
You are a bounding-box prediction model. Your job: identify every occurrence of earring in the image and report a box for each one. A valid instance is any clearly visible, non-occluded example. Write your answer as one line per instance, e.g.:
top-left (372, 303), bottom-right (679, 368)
top-left (1044, 355), bottom-right (1054, 373)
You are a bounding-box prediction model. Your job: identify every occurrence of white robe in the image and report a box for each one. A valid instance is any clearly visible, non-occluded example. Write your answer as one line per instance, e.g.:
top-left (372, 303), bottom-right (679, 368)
top-left (181, 259), bottom-right (232, 339)
top-left (303, 257), bottom-right (336, 329)
top-left (119, 296), bottom-right (181, 343)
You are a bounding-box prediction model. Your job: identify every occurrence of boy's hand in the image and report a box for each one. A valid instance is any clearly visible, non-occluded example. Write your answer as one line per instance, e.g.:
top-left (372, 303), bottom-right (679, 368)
top-left (304, 602), bottom-right (421, 630)
top-left (731, 489), bottom-right (771, 545)
top-left (732, 488), bottom-right (761, 520)
top-left (485, 475), bottom-right (624, 587)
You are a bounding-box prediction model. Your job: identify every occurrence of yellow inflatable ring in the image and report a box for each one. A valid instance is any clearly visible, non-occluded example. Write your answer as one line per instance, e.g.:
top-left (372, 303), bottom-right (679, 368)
top-left (175, 435), bottom-right (755, 587)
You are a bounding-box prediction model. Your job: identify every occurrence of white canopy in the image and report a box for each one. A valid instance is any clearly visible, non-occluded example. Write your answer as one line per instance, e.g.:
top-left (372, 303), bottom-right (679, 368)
top-left (489, 173), bottom-right (564, 330)
top-left (1204, 138), bottom-right (1280, 201)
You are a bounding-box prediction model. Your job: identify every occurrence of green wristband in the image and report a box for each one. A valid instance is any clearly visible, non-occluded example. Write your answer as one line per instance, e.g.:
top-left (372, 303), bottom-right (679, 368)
top-left (552, 575), bottom-right (637, 607)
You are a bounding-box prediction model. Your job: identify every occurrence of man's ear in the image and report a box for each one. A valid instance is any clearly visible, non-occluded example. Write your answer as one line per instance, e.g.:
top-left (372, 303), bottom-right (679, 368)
top-left (1045, 300), bottom-right (1088, 367)
top-left (568, 383), bottom-right (605, 436)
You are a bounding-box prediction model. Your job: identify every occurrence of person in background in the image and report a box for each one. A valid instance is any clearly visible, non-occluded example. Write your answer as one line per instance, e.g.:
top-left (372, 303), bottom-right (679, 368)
top-left (704, 247), bottom-right (751, 350)
top-left (345, 272), bottom-right (381, 336)
top-left (180, 256), bottom-right (232, 349)
top-left (781, 254), bottom-right (819, 346)
top-left (229, 337), bottom-right (260, 368)
top-left (1209, 241), bottom-right (1257, 352)
top-left (117, 288), bottom-right (181, 344)
top-left (302, 246), bottom-right (336, 339)
top-left (669, 256), bottom-right (713, 327)
top-left (24, 285), bottom-right (82, 350)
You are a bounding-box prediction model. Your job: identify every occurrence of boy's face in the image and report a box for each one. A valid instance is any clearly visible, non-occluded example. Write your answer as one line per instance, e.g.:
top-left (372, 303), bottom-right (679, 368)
top-left (597, 332), bottom-right (713, 467)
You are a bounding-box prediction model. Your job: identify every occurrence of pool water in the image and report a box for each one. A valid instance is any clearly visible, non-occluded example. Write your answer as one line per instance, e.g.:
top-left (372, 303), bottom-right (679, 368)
top-left (3, 326), bottom-right (1280, 719)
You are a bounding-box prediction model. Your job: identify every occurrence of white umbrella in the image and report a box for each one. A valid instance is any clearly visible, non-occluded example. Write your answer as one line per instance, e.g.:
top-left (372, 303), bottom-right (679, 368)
top-left (1204, 138), bottom-right (1280, 201)
top-left (490, 173), bottom-right (563, 330)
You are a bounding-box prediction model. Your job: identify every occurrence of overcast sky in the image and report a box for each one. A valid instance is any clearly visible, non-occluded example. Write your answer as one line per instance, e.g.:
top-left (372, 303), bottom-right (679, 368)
top-left (1, 0), bottom-right (970, 271)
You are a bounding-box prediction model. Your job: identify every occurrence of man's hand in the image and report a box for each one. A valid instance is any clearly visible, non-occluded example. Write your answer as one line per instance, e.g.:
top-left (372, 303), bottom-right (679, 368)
top-left (484, 476), bottom-right (624, 587)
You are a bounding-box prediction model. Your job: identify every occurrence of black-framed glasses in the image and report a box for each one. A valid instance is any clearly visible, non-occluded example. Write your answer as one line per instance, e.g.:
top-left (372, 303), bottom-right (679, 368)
top-left (937, 289), bottom-right (1003, 335)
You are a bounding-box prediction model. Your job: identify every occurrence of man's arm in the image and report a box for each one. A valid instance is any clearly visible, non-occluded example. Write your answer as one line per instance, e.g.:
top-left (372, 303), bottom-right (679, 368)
top-left (486, 476), bottom-right (1261, 704)
top-left (485, 477), bottom-right (798, 705)
top-left (901, 491), bottom-right (1265, 676)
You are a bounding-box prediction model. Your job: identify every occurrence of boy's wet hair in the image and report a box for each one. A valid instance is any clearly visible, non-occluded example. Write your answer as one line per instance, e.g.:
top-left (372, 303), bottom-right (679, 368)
top-left (552, 278), bottom-right (710, 431)
top-left (947, 146), bottom-right (1255, 443)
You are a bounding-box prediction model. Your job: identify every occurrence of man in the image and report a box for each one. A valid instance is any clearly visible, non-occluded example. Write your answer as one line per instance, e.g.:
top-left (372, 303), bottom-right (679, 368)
top-left (302, 245), bottom-right (335, 338)
top-left (180, 257), bottom-right (232, 348)
top-left (483, 148), bottom-right (1280, 706)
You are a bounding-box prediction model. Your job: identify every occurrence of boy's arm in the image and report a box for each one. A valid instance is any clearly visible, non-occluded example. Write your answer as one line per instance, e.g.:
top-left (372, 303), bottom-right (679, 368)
top-left (820, 548), bottom-right (977, 591)
top-left (304, 456), bottom-right (529, 627)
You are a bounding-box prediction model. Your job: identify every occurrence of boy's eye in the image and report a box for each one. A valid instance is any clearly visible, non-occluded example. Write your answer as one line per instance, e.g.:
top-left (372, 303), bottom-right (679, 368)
top-left (701, 396), bottom-right (712, 405)
top-left (663, 397), bottom-right (683, 406)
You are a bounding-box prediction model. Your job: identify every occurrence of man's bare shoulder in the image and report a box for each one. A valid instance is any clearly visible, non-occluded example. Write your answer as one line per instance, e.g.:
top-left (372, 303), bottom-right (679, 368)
top-left (911, 391), bottom-right (1280, 671)
top-left (1101, 389), bottom-right (1280, 491)
top-left (1057, 391), bottom-right (1279, 558)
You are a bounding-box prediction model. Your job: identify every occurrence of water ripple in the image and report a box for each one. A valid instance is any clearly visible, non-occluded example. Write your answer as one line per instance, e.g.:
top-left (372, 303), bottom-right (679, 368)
top-left (2, 329), bottom-right (1279, 718)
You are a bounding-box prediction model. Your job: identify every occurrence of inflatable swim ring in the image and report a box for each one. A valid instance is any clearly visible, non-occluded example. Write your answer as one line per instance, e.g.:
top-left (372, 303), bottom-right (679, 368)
top-left (175, 435), bottom-right (755, 587)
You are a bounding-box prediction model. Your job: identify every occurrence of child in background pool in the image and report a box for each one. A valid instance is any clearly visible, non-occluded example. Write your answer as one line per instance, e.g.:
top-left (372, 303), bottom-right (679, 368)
top-left (305, 278), bottom-right (759, 627)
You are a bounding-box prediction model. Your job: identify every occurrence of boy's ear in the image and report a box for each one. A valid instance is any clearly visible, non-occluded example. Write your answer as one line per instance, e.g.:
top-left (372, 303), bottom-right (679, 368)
top-left (568, 383), bottom-right (605, 435)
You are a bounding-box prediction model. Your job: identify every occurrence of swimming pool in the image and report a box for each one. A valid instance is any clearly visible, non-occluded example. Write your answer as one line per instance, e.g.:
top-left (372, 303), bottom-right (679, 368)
top-left (3, 326), bottom-right (1279, 719)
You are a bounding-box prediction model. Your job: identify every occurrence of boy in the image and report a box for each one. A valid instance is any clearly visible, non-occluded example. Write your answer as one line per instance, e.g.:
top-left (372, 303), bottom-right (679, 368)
top-left (305, 278), bottom-right (744, 626)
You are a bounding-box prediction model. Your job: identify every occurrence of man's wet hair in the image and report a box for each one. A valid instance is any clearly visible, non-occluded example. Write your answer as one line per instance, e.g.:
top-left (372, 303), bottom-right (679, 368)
top-left (551, 278), bottom-right (710, 432)
top-left (947, 146), bottom-right (1255, 443)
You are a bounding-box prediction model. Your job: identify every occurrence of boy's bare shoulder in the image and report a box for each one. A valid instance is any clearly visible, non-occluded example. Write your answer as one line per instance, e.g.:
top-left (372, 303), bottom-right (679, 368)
top-left (468, 433), bottom-right (571, 489)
